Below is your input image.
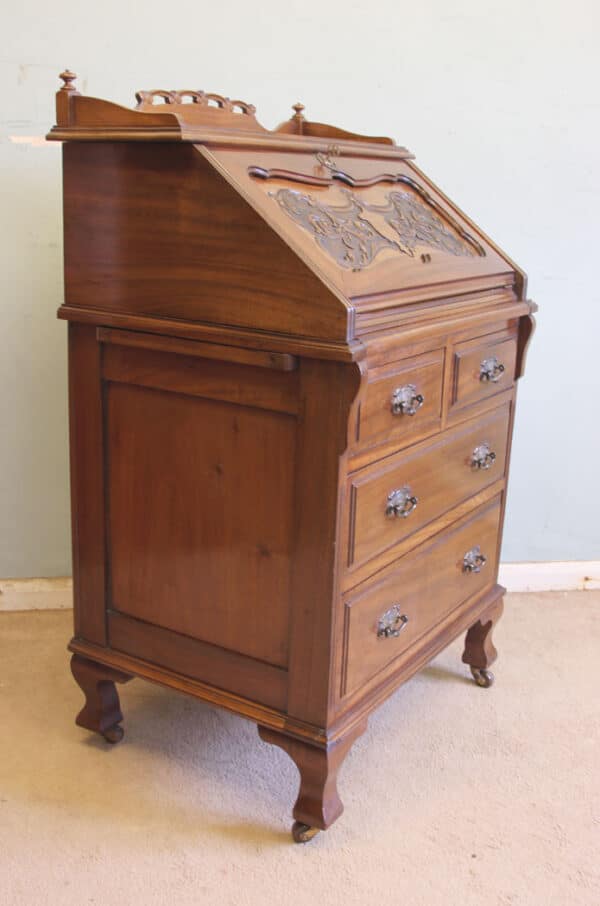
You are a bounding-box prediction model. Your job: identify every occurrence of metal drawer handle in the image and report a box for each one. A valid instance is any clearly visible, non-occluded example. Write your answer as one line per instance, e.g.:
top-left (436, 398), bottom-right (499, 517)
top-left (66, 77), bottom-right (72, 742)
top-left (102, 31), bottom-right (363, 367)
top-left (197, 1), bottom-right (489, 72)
top-left (480, 356), bottom-right (505, 383)
top-left (462, 545), bottom-right (488, 574)
top-left (386, 486), bottom-right (418, 519)
top-left (377, 605), bottom-right (409, 639)
top-left (471, 442), bottom-right (497, 470)
top-left (391, 383), bottom-right (424, 416)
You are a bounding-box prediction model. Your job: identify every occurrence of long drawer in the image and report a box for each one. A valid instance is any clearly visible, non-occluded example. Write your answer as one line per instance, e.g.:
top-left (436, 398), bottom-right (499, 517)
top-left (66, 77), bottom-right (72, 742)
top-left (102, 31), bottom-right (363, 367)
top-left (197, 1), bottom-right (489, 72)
top-left (341, 498), bottom-right (502, 697)
top-left (346, 403), bottom-right (510, 573)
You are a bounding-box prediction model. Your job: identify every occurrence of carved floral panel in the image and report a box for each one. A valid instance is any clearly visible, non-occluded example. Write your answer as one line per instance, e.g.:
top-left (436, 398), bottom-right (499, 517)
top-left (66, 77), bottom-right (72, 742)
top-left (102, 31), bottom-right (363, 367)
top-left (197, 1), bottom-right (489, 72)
top-left (273, 189), bottom-right (397, 270)
top-left (272, 186), bottom-right (483, 270)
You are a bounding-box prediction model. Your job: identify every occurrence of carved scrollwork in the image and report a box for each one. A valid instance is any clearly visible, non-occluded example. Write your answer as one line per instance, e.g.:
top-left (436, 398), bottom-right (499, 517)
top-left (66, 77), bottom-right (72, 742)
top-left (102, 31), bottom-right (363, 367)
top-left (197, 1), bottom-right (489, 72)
top-left (264, 173), bottom-right (485, 268)
top-left (361, 190), bottom-right (480, 258)
top-left (273, 189), bottom-right (398, 270)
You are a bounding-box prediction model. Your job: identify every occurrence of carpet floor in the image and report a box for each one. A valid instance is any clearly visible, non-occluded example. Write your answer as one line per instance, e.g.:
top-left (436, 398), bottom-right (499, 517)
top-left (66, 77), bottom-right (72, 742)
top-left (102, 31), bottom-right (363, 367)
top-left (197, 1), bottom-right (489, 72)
top-left (1, 592), bottom-right (598, 906)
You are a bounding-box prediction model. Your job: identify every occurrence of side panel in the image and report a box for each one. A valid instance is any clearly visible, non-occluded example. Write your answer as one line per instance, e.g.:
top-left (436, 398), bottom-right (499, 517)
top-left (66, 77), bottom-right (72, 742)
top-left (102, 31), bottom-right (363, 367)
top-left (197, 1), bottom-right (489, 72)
top-left (62, 142), bottom-right (349, 342)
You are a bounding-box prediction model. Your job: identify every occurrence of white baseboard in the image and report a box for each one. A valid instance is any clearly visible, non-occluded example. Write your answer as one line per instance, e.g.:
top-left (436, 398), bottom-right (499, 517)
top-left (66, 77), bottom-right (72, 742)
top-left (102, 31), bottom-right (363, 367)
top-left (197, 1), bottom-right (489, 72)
top-left (498, 561), bottom-right (600, 593)
top-left (1, 563), bottom-right (598, 612)
top-left (0, 577), bottom-right (73, 612)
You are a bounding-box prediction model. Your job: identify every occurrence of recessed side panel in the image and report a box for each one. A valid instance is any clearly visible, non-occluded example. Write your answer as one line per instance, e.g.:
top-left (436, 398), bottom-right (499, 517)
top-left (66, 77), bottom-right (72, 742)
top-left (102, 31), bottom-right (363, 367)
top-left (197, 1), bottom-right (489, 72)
top-left (105, 357), bottom-right (297, 670)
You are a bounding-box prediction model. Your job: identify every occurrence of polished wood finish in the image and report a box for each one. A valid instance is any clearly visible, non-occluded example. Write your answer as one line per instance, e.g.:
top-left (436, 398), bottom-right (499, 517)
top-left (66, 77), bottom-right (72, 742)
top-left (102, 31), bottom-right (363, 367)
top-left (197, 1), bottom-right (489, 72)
top-left (52, 75), bottom-right (535, 841)
top-left (347, 405), bottom-right (510, 573)
top-left (258, 720), bottom-right (367, 831)
top-left (451, 330), bottom-right (517, 411)
top-left (357, 348), bottom-right (444, 449)
top-left (70, 654), bottom-right (132, 742)
top-left (342, 499), bottom-right (502, 696)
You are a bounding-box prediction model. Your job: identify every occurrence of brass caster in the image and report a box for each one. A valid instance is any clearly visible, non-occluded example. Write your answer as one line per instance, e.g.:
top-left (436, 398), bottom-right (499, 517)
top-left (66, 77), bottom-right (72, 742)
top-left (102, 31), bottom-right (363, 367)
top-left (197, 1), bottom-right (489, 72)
top-left (102, 724), bottom-right (124, 744)
top-left (471, 667), bottom-right (494, 688)
top-left (292, 821), bottom-right (320, 844)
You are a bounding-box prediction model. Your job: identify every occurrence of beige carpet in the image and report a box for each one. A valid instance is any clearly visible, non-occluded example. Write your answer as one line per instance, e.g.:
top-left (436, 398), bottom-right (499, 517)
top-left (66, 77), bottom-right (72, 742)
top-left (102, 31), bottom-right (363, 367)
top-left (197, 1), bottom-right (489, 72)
top-left (1, 592), bottom-right (598, 906)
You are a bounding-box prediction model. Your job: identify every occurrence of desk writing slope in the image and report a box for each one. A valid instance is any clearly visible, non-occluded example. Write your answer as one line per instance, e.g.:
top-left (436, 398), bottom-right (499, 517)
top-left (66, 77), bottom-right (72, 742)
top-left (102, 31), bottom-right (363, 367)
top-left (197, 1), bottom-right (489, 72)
top-left (49, 72), bottom-right (535, 843)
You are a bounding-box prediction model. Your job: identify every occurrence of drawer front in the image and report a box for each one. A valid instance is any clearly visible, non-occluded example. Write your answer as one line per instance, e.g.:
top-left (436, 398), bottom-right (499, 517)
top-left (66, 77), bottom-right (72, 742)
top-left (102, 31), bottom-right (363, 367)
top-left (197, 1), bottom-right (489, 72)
top-left (348, 404), bottom-right (510, 572)
top-left (342, 499), bottom-right (502, 696)
top-left (452, 331), bottom-right (517, 411)
top-left (357, 349), bottom-right (444, 450)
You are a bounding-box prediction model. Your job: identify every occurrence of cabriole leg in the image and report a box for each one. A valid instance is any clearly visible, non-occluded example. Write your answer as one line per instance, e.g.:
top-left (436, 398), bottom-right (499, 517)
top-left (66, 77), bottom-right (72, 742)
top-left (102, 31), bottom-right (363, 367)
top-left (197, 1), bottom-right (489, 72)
top-left (70, 654), bottom-right (132, 743)
top-left (258, 721), bottom-right (366, 843)
top-left (462, 596), bottom-right (504, 688)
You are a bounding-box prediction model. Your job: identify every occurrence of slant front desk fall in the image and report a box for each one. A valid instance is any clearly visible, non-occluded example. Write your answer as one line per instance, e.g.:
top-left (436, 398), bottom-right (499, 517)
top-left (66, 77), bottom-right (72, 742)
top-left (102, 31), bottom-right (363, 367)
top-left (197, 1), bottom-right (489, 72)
top-left (48, 73), bottom-right (535, 843)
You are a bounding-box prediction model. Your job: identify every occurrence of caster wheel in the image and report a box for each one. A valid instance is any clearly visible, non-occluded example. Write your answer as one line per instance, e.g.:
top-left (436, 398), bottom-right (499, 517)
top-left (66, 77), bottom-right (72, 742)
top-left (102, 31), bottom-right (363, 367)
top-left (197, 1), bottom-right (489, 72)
top-left (471, 667), bottom-right (494, 688)
top-left (292, 821), bottom-right (320, 844)
top-left (102, 724), bottom-right (124, 744)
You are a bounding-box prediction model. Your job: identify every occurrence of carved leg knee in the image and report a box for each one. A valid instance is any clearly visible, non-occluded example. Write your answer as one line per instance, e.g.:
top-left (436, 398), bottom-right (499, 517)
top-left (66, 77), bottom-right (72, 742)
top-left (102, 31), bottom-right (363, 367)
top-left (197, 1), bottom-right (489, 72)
top-left (462, 596), bottom-right (504, 688)
top-left (70, 654), bottom-right (132, 743)
top-left (258, 721), bottom-right (366, 842)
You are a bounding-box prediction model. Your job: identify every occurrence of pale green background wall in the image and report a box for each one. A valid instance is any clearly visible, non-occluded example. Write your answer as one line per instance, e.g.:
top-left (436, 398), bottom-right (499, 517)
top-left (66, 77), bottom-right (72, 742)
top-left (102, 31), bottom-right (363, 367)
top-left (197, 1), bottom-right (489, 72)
top-left (1, 0), bottom-right (598, 576)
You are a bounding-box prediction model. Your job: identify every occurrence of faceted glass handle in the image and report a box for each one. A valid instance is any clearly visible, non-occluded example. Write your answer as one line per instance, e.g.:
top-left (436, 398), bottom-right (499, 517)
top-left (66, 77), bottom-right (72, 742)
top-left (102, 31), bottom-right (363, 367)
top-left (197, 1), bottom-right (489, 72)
top-left (386, 486), bottom-right (418, 519)
top-left (377, 605), bottom-right (409, 639)
top-left (471, 442), bottom-right (497, 470)
top-left (462, 545), bottom-right (488, 574)
top-left (391, 383), bottom-right (424, 416)
top-left (480, 356), bottom-right (505, 383)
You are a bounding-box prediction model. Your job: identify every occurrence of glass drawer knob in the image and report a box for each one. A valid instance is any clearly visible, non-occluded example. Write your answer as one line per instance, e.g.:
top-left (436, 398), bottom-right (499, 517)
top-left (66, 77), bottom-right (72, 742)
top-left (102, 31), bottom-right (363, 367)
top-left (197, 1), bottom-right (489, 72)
top-left (391, 383), bottom-right (424, 416)
top-left (462, 545), bottom-right (487, 574)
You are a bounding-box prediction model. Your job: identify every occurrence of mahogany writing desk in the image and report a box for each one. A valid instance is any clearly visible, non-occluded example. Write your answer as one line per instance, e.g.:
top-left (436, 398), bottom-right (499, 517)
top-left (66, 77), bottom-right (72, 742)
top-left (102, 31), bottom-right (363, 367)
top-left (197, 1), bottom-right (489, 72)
top-left (48, 72), bottom-right (535, 842)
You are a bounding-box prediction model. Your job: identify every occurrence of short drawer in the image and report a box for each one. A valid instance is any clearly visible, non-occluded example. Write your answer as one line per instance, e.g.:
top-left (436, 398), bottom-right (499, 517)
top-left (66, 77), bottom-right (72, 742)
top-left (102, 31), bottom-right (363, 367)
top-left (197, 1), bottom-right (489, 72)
top-left (342, 499), bottom-right (502, 696)
top-left (357, 349), bottom-right (444, 450)
top-left (451, 330), bottom-right (517, 411)
top-left (347, 404), bottom-right (510, 572)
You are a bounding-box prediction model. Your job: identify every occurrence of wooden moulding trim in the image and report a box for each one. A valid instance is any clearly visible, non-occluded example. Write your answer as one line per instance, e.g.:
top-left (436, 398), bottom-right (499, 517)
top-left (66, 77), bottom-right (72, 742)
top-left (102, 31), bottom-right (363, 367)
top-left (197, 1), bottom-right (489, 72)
top-left (108, 611), bottom-right (288, 711)
top-left (48, 125), bottom-right (414, 159)
top-left (47, 126), bottom-right (183, 142)
top-left (352, 274), bottom-right (516, 311)
top-left (96, 326), bottom-right (298, 372)
top-left (68, 637), bottom-right (329, 745)
top-left (358, 300), bottom-right (531, 350)
top-left (328, 582), bottom-right (506, 741)
top-left (58, 304), bottom-right (365, 363)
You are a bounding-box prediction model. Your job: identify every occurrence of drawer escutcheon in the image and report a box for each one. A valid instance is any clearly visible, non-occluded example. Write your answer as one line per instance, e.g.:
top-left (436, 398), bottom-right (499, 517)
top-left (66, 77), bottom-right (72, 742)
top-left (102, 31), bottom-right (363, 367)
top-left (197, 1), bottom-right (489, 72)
top-left (462, 545), bottom-right (488, 574)
top-left (377, 605), bottom-right (409, 639)
top-left (386, 486), bottom-right (418, 519)
top-left (391, 383), bottom-right (424, 416)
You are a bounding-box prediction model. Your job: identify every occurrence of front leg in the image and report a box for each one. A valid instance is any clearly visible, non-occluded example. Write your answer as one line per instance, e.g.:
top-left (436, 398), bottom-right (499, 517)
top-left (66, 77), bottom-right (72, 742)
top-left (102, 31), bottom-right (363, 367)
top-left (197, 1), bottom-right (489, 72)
top-left (258, 721), bottom-right (367, 843)
top-left (462, 596), bottom-right (504, 687)
top-left (70, 654), bottom-right (132, 743)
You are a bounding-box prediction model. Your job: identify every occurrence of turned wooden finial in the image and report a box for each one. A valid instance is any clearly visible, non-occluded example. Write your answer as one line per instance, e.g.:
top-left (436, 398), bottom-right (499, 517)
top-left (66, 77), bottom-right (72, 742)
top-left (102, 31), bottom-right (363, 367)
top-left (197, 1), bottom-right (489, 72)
top-left (56, 70), bottom-right (79, 126)
top-left (59, 70), bottom-right (77, 91)
top-left (292, 102), bottom-right (305, 135)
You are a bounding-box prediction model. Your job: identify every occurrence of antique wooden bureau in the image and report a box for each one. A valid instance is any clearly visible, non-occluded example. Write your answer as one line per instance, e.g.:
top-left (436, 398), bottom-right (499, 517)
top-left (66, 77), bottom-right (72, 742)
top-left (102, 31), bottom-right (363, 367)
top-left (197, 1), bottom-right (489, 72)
top-left (48, 72), bottom-right (535, 843)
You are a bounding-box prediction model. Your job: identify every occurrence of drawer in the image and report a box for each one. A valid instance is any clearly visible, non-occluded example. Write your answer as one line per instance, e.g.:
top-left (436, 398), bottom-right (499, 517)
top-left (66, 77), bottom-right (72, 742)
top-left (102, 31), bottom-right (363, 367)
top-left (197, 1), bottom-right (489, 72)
top-left (347, 404), bottom-right (510, 572)
top-left (357, 349), bottom-right (444, 450)
top-left (342, 499), bottom-right (502, 696)
top-left (451, 330), bottom-right (517, 411)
